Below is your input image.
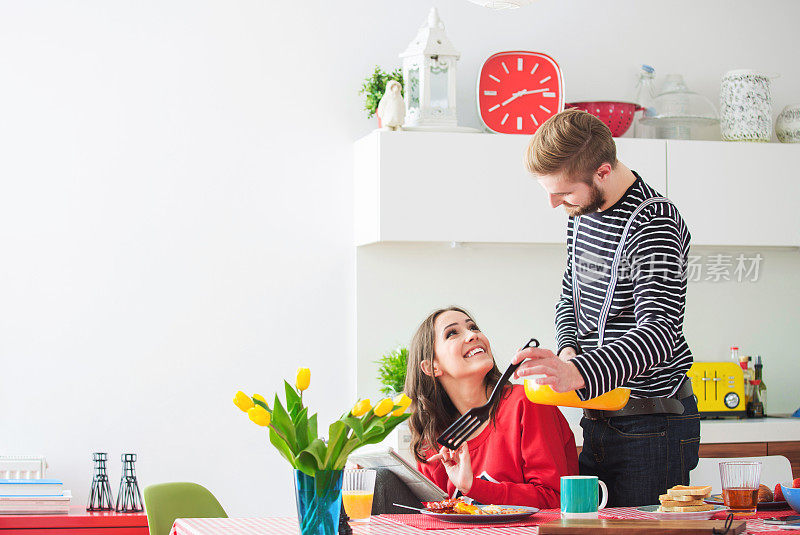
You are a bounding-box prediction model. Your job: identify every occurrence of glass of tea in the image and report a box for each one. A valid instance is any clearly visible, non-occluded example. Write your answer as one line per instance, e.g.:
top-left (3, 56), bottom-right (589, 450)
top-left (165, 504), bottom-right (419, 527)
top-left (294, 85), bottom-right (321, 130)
top-left (719, 461), bottom-right (762, 514)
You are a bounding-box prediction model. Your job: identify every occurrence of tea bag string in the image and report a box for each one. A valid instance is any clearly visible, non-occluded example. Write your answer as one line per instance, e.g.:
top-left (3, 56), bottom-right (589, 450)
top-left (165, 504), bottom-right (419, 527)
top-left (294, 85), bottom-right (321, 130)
top-left (712, 512), bottom-right (734, 535)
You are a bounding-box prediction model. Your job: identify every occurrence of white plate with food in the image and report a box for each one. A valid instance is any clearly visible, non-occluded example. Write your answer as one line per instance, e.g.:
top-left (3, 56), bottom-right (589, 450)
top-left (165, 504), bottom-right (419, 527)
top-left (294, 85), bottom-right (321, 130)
top-left (416, 499), bottom-right (539, 523)
top-left (420, 504), bottom-right (539, 523)
top-left (637, 504), bottom-right (728, 520)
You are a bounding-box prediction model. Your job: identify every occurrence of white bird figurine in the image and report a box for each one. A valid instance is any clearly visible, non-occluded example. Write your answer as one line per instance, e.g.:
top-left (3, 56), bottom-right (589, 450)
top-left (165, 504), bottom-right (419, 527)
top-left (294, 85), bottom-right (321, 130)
top-left (377, 80), bottom-right (406, 131)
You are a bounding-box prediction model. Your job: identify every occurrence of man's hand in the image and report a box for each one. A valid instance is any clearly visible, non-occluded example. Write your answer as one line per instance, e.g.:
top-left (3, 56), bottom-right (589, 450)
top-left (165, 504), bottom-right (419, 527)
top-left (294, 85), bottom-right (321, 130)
top-left (427, 443), bottom-right (473, 494)
top-left (559, 347), bottom-right (578, 361)
top-left (512, 346), bottom-right (586, 393)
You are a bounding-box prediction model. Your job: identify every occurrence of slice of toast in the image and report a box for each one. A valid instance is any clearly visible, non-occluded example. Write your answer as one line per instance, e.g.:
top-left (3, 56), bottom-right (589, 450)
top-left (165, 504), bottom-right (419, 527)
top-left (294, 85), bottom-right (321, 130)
top-left (658, 503), bottom-right (715, 513)
top-left (667, 485), bottom-right (712, 498)
top-left (659, 499), bottom-right (706, 507)
top-left (659, 493), bottom-right (705, 503)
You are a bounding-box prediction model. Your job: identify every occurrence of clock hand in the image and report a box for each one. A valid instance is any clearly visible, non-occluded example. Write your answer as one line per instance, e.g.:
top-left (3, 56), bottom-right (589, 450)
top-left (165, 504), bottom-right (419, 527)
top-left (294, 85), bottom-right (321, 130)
top-left (501, 89), bottom-right (528, 107)
top-left (501, 88), bottom-right (551, 106)
top-left (519, 88), bottom-right (549, 96)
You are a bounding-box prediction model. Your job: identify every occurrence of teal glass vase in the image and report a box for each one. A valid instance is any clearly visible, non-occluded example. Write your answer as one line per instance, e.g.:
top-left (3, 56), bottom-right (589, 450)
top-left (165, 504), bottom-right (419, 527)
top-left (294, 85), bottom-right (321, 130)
top-left (294, 469), bottom-right (343, 535)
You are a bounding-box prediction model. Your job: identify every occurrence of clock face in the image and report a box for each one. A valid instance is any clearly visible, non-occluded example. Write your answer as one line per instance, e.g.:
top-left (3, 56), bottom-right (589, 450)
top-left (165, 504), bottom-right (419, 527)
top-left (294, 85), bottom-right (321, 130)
top-left (477, 51), bottom-right (564, 135)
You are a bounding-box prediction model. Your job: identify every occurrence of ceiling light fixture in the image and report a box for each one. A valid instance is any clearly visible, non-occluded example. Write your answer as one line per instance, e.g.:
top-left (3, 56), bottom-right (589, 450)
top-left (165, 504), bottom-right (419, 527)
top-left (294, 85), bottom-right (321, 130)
top-left (466, 0), bottom-right (536, 9)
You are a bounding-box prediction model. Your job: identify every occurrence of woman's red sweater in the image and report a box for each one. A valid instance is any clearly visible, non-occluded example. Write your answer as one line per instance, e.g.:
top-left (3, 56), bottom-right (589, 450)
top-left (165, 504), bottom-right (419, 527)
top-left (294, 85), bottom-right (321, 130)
top-left (418, 384), bottom-right (579, 508)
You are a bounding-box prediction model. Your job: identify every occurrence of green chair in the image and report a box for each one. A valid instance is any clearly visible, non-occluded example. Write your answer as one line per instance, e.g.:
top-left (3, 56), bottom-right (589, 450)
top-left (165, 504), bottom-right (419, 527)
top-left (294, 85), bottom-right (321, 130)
top-left (143, 482), bottom-right (227, 535)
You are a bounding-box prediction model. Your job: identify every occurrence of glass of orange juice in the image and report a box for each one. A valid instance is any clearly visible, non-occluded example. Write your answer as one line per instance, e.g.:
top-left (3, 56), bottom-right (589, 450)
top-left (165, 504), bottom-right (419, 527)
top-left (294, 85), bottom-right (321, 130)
top-left (342, 469), bottom-right (376, 523)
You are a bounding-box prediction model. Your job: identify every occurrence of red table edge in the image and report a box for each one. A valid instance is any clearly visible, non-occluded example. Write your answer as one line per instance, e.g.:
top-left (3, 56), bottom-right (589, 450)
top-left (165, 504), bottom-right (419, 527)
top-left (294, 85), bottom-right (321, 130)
top-left (0, 505), bottom-right (148, 528)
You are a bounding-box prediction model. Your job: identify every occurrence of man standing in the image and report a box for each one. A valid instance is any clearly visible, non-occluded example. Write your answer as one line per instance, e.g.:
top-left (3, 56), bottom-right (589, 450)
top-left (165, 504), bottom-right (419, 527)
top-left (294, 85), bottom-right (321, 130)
top-left (513, 109), bottom-right (700, 507)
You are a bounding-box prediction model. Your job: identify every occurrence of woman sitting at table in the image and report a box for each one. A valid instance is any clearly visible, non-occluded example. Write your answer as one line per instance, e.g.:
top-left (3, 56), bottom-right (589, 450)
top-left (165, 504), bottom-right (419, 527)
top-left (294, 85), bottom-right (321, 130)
top-left (406, 306), bottom-right (578, 508)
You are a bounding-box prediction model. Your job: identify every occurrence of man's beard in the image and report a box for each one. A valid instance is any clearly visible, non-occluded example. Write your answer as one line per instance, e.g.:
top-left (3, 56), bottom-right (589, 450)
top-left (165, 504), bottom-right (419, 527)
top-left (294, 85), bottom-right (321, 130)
top-left (563, 182), bottom-right (605, 216)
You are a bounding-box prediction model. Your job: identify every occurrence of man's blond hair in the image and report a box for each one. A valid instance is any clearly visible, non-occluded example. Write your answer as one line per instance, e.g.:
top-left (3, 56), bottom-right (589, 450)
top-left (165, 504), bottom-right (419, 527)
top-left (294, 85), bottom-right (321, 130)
top-left (525, 109), bottom-right (617, 181)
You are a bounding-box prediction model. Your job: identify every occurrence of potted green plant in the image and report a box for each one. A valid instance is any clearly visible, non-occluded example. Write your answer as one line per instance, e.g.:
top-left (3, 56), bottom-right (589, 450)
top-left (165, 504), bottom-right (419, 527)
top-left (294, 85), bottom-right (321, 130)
top-left (374, 347), bottom-right (413, 461)
top-left (376, 346), bottom-right (408, 397)
top-left (359, 66), bottom-right (404, 127)
top-left (233, 368), bottom-right (411, 535)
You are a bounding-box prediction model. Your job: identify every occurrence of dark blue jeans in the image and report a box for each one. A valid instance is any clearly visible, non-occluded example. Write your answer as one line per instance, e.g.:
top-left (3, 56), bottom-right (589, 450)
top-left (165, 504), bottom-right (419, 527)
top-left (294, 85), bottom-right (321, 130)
top-left (578, 394), bottom-right (700, 507)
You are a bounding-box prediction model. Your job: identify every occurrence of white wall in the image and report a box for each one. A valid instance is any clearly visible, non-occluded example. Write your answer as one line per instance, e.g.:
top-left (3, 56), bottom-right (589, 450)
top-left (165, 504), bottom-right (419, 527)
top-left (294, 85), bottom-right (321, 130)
top-left (357, 244), bottom-right (800, 420)
top-left (0, 0), bottom-right (798, 518)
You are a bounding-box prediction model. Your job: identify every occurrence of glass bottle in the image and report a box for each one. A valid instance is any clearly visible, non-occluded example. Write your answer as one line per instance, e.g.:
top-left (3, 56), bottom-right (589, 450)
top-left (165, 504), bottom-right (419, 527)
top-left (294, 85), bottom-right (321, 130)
top-left (747, 380), bottom-right (764, 418)
top-left (739, 355), bottom-right (754, 411)
top-left (754, 356), bottom-right (767, 415)
top-left (633, 64), bottom-right (657, 138)
top-left (729, 346), bottom-right (739, 363)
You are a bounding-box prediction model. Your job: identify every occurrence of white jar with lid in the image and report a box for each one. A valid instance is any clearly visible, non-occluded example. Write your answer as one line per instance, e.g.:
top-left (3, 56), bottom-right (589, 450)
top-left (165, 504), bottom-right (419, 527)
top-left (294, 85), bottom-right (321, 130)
top-left (720, 70), bottom-right (774, 142)
top-left (775, 103), bottom-right (800, 143)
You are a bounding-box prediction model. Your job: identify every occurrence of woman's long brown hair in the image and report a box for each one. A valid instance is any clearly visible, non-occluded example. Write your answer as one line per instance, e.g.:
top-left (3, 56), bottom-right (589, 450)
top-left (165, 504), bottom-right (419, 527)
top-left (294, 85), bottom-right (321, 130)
top-left (405, 306), bottom-right (504, 463)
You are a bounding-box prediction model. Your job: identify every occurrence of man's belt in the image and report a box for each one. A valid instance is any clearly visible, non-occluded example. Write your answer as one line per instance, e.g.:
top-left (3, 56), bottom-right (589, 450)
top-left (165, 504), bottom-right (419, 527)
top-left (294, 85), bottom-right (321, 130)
top-left (582, 380), bottom-right (694, 419)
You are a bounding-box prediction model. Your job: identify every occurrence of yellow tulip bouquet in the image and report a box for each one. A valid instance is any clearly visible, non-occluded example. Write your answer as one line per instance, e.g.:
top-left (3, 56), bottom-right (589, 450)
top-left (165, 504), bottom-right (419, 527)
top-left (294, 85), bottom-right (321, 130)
top-left (233, 367), bottom-right (412, 477)
top-left (234, 368), bottom-right (411, 534)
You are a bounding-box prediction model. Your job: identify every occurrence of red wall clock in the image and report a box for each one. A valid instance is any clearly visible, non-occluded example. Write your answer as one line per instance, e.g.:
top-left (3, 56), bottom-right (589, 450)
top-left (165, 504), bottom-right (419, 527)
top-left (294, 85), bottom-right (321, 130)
top-left (477, 51), bottom-right (564, 134)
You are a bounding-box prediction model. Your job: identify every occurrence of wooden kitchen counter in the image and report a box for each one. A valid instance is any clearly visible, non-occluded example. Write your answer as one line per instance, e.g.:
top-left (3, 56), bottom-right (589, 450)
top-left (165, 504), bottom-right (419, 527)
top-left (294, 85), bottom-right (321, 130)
top-left (699, 417), bottom-right (800, 443)
top-left (570, 416), bottom-right (800, 478)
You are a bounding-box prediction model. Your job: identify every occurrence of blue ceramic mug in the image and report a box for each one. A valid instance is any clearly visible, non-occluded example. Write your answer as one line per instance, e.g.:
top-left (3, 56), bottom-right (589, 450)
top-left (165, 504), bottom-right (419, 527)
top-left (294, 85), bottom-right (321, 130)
top-left (560, 475), bottom-right (608, 519)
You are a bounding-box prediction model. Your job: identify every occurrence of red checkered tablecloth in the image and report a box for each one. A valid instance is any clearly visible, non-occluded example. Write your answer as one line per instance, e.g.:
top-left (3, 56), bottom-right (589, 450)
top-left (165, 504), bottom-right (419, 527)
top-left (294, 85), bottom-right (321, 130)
top-left (171, 507), bottom-right (798, 534)
top-left (171, 515), bottom-right (546, 534)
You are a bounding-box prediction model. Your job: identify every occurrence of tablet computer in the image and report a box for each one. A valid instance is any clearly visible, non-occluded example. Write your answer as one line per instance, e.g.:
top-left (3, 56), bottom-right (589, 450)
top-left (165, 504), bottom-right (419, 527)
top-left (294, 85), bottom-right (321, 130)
top-left (349, 447), bottom-right (448, 502)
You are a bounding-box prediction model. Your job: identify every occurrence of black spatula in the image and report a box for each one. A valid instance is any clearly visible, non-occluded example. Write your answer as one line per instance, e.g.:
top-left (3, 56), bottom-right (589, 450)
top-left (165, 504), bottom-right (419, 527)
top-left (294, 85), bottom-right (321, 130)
top-left (436, 338), bottom-right (539, 451)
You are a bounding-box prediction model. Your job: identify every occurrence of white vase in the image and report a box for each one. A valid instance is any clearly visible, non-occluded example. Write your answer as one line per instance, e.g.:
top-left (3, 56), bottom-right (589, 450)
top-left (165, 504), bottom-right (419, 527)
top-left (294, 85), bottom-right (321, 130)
top-left (775, 104), bottom-right (800, 143)
top-left (720, 70), bottom-right (773, 142)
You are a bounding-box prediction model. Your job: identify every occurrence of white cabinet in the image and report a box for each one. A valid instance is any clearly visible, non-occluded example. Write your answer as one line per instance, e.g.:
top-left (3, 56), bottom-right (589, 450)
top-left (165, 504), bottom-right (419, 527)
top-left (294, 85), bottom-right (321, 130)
top-left (354, 131), bottom-right (564, 245)
top-left (354, 132), bottom-right (800, 246)
top-left (666, 140), bottom-right (800, 246)
top-left (354, 131), bottom-right (667, 245)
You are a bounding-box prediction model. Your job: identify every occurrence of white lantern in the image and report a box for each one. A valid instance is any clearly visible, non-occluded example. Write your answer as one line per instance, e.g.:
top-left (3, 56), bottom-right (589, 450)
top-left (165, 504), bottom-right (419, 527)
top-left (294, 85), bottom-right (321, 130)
top-left (400, 8), bottom-right (467, 131)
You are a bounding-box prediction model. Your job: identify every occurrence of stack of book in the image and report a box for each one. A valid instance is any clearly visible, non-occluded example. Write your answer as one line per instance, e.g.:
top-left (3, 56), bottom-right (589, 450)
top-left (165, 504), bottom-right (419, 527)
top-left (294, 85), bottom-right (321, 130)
top-left (0, 479), bottom-right (70, 514)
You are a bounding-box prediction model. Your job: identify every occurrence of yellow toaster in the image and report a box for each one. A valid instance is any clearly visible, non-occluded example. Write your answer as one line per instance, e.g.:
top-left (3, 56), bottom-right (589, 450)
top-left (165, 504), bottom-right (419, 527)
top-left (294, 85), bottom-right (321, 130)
top-left (687, 362), bottom-right (746, 418)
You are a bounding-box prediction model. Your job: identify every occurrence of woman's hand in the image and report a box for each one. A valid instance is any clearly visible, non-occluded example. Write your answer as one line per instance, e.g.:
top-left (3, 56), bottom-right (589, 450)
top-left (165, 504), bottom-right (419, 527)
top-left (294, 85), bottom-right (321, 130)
top-left (427, 443), bottom-right (474, 494)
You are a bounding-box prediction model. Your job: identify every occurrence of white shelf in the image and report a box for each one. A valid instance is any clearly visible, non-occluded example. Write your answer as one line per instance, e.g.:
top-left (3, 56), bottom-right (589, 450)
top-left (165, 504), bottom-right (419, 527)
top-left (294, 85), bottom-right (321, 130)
top-left (354, 131), bottom-right (800, 247)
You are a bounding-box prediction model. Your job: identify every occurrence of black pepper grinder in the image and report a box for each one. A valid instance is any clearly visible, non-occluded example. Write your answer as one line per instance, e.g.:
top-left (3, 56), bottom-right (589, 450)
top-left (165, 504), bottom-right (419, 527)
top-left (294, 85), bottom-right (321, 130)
top-left (115, 453), bottom-right (144, 512)
top-left (338, 502), bottom-right (352, 535)
top-left (87, 452), bottom-right (115, 511)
